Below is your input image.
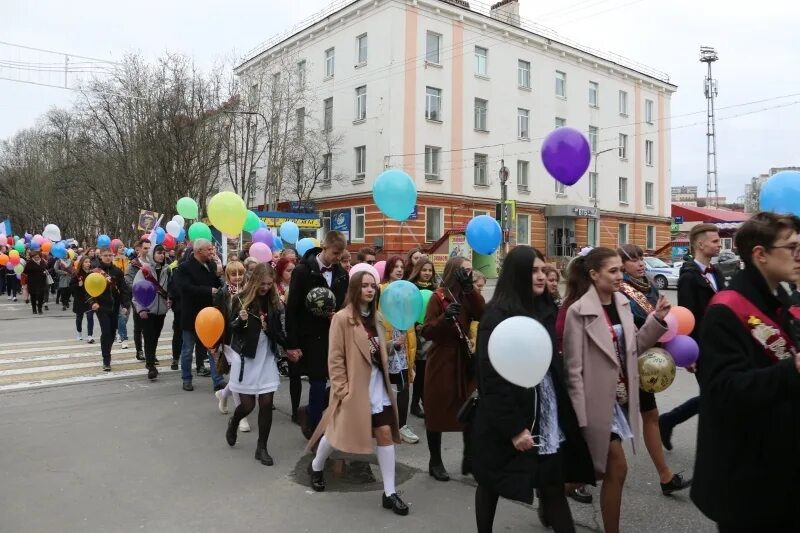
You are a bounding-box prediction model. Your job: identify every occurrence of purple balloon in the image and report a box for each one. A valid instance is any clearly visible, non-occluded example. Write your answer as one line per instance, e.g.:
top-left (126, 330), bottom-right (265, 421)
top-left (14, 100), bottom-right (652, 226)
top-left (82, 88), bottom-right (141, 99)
top-left (541, 126), bottom-right (591, 186)
top-left (663, 335), bottom-right (699, 368)
top-left (133, 279), bottom-right (156, 308)
top-left (252, 228), bottom-right (274, 248)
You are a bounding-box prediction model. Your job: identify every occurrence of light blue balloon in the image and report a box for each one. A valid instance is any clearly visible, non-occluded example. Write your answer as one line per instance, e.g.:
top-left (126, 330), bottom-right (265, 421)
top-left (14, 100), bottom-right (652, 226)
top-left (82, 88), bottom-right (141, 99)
top-left (760, 170), bottom-right (800, 216)
top-left (177, 228), bottom-right (186, 242)
top-left (272, 238), bottom-right (284, 252)
top-left (466, 215), bottom-right (502, 255)
top-left (258, 220), bottom-right (268, 229)
top-left (381, 280), bottom-right (422, 331)
top-left (372, 169), bottom-right (417, 221)
top-left (30, 241), bottom-right (41, 251)
top-left (97, 234), bottom-right (111, 248)
top-left (279, 221), bottom-right (299, 244)
top-left (51, 243), bottom-right (67, 259)
top-left (296, 237), bottom-right (315, 257)
top-left (154, 227), bottom-right (166, 245)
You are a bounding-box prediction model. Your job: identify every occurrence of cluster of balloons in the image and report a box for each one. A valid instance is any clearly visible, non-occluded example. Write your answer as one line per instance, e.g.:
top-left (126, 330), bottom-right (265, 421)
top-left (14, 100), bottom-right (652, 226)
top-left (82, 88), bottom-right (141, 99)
top-left (760, 170), bottom-right (800, 216)
top-left (658, 305), bottom-right (699, 368)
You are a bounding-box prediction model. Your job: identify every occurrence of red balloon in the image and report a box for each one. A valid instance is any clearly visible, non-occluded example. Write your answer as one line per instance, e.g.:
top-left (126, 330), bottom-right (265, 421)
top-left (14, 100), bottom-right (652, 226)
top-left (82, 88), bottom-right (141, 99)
top-left (163, 234), bottom-right (176, 249)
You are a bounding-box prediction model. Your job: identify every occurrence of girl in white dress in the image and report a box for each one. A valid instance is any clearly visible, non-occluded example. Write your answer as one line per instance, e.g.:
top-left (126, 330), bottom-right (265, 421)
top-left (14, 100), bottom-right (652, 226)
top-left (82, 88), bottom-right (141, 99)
top-left (223, 263), bottom-right (285, 466)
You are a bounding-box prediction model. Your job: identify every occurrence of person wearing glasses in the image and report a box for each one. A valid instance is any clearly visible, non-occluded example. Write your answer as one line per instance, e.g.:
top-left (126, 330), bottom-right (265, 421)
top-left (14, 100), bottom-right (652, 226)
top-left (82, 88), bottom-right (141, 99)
top-left (691, 212), bottom-right (800, 532)
top-left (357, 247), bottom-right (377, 265)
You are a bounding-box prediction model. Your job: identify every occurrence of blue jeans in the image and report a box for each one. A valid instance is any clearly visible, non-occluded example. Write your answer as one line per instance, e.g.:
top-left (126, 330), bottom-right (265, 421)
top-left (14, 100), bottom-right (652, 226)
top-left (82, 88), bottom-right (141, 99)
top-left (180, 330), bottom-right (223, 387)
top-left (117, 310), bottom-right (129, 341)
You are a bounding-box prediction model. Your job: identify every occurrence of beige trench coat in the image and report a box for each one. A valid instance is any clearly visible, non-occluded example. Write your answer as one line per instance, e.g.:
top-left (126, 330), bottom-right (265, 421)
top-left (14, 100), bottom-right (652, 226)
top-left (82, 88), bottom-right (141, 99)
top-left (307, 307), bottom-right (401, 455)
top-left (562, 285), bottom-right (666, 474)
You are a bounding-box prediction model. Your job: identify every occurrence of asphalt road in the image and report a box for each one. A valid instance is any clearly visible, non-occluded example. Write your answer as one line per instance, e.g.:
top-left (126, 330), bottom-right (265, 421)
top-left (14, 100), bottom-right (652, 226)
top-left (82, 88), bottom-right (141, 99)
top-left (0, 287), bottom-right (716, 532)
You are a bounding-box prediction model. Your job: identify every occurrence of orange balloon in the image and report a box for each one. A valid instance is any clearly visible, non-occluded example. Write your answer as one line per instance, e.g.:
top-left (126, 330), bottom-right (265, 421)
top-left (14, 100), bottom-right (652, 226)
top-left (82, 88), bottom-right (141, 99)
top-left (195, 306), bottom-right (225, 349)
top-left (0, 254), bottom-right (7, 266)
top-left (41, 241), bottom-right (52, 253)
top-left (670, 306), bottom-right (696, 336)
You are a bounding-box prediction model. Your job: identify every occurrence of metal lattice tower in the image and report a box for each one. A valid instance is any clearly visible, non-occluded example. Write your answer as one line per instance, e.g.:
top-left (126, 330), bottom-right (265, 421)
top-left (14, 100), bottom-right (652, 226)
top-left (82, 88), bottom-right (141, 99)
top-left (700, 46), bottom-right (719, 207)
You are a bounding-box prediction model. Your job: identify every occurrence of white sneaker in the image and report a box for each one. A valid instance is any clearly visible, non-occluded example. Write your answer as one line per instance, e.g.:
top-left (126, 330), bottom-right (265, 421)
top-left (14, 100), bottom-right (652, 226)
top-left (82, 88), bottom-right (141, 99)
top-left (239, 418), bottom-right (251, 432)
top-left (77, 334), bottom-right (83, 341)
top-left (115, 335), bottom-right (121, 343)
top-left (6, 296), bottom-right (10, 301)
top-left (215, 389), bottom-right (229, 414)
top-left (87, 336), bottom-right (95, 344)
top-left (121, 341), bottom-right (128, 349)
top-left (399, 425), bottom-right (419, 444)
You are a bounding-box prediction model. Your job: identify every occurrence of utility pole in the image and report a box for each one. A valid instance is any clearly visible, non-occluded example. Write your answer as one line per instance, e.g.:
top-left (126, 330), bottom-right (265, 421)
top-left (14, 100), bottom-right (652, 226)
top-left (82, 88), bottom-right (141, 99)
top-left (700, 46), bottom-right (719, 208)
top-left (499, 160), bottom-right (509, 264)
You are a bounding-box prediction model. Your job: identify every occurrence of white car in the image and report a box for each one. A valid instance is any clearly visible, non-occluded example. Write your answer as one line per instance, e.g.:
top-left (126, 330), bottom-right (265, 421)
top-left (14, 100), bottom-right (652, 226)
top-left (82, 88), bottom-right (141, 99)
top-left (643, 256), bottom-right (680, 290)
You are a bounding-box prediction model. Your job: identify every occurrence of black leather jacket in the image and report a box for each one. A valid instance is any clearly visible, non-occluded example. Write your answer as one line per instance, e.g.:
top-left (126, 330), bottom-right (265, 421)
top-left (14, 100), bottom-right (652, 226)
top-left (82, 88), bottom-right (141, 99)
top-left (215, 288), bottom-right (285, 359)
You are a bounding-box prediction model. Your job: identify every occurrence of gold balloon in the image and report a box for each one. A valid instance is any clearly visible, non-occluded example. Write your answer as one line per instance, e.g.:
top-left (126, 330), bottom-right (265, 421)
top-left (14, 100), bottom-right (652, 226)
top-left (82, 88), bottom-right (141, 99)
top-left (638, 348), bottom-right (676, 393)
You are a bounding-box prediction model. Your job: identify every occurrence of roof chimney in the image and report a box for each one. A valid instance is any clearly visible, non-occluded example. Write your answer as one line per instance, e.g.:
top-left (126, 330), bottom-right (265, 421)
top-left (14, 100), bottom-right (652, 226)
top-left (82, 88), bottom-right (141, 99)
top-left (490, 0), bottom-right (520, 27)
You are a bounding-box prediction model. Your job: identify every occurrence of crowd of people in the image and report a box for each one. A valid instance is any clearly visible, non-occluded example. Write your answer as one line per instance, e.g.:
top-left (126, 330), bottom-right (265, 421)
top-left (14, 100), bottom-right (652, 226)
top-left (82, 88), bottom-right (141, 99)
top-left (3, 211), bottom-right (800, 531)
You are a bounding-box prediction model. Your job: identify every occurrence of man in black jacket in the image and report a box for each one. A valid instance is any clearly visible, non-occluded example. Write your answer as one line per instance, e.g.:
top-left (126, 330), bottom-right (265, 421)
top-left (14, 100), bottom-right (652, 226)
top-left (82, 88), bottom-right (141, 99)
top-left (692, 212), bottom-right (800, 532)
top-left (285, 231), bottom-right (349, 436)
top-left (659, 223), bottom-right (724, 450)
top-left (175, 238), bottom-right (222, 392)
top-left (89, 248), bottom-right (131, 371)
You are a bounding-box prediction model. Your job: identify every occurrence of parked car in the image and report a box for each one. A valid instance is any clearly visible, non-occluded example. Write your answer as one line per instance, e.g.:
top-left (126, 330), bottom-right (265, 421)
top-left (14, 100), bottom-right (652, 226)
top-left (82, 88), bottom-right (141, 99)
top-left (643, 256), bottom-right (680, 290)
top-left (712, 250), bottom-right (743, 280)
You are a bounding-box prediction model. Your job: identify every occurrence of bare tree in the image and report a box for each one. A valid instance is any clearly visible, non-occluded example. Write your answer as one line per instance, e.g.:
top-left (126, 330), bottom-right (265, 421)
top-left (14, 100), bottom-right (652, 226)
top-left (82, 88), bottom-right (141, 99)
top-left (282, 122), bottom-right (346, 205)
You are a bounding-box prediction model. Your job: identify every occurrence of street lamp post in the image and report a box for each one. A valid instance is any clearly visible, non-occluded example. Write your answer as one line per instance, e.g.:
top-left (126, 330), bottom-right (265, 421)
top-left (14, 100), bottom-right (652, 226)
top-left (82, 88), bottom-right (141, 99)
top-left (591, 146), bottom-right (618, 247)
top-left (222, 110), bottom-right (273, 211)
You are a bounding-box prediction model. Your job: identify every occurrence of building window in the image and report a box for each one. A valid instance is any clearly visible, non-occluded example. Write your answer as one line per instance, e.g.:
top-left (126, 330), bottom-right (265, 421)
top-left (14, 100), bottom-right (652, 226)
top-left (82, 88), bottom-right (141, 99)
top-left (294, 160), bottom-right (304, 179)
top-left (518, 60), bottom-right (530, 88)
top-left (475, 46), bottom-right (488, 76)
top-left (425, 207), bottom-right (443, 242)
top-left (323, 153), bottom-right (332, 184)
top-left (296, 107), bottom-right (305, 137)
top-left (645, 99), bottom-right (654, 124)
top-left (517, 108), bottom-right (529, 139)
top-left (589, 171), bottom-right (598, 200)
top-left (474, 98), bottom-right (487, 130)
top-left (352, 206), bottom-right (365, 241)
top-left (619, 90), bottom-right (628, 115)
top-left (646, 225), bottom-right (656, 250)
top-left (356, 33), bottom-right (368, 65)
top-left (517, 214), bottom-right (530, 245)
top-left (555, 117), bottom-right (566, 128)
top-left (354, 146), bottom-right (366, 180)
top-left (321, 210), bottom-right (332, 234)
top-left (426, 32), bottom-right (441, 64)
top-left (588, 126), bottom-right (598, 153)
top-left (324, 48), bottom-right (335, 77)
top-left (517, 160), bottom-right (529, 188)
top-left (645, 181), bottom-right (654, 207)
top-left (619, 176), bottom-right (629, 203)
top-left (474, 154), bottom-right (488, 186)
top-left (645, 140), bottom-right (654, 166)
top-left (425, 87), bottom-right (442, 121)
top-left (555, 71), bottom-right (566, 98)
top-left (355, 85), bottom-right (367, 121)
top-left (323, 97), bottom-right (333, 132)
top-left (619, 133), bottom-right (628, 159)
top-left (618, 223), bottom-right (628, 245)
top-left (473, 209), bottom-right (490, 218)
top-left (297, 60), bottom-right (306, 88)
top-left (554, 180), bottom-right (565, 195)
top-left (589, 81), bottom-right (599, 107)
top-left (271, 72), bottom-right (281, 98)
top-left (425, 146), bottom-right (440, 180)
top-left (588, 218), bottom-right (598, 247)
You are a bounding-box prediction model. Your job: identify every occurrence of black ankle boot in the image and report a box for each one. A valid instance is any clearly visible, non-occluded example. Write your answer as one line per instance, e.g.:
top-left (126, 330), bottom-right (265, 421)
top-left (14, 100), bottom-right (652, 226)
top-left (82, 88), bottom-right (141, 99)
top-left (428, 462), bottom-right (450, 482)
top-left (255, 443), bottom-right (274, 466)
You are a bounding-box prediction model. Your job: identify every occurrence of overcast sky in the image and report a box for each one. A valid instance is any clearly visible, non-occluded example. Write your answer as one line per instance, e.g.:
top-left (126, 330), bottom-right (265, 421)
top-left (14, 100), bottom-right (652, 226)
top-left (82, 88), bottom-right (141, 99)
top-left (2, 0), bottom-right (798, 201)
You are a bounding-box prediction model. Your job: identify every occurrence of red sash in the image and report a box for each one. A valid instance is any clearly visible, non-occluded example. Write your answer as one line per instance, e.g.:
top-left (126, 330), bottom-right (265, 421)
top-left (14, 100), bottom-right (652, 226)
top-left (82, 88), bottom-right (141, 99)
top-left (709, 291), bottom-right (797, 364)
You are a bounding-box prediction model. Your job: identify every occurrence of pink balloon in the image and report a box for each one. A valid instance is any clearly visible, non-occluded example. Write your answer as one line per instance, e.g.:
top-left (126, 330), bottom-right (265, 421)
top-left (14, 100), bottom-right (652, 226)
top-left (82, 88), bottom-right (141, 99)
top-left (32, 234), bottom-right (44, 245)
top-left (111, 238), bottom-right (123, 252)
top-left (374, 260), bottom-right (386, 280)
top-left (249, 242), bottom-right (273, 263)
top-left (349, 262), bottom-right (380, 283)
top-left (659, 313), bottom-right (679, 343)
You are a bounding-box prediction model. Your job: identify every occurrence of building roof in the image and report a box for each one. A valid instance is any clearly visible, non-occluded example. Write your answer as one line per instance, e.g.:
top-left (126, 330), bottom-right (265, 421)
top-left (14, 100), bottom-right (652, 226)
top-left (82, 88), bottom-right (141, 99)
top-left (671, 204), bottom-right (750, 223)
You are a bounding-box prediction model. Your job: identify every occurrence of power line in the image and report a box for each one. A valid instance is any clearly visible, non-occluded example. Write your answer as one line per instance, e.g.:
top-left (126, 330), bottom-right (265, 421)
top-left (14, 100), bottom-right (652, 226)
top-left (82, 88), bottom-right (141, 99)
top-left (0, 76), bottom-right (145, 100)
top-left (0, 40), bottom-right (120, 65)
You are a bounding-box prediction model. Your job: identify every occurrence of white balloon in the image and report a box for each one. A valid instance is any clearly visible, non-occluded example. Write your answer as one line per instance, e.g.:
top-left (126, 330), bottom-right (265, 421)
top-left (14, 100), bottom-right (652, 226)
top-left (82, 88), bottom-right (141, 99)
top-left (42, 224), bottom-right (61, 242)
top-left (172, 215), bottom-right (185, 227)
top-left (165, 220), bottom-right (181, 238)
top-left (488, 316), bottom-right (552, 388)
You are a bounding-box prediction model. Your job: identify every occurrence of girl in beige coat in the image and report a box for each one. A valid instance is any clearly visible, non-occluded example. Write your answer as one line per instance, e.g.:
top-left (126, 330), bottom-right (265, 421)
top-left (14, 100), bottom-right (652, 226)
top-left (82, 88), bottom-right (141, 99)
top-left (307, 271), bottom-right (408, 516)
top-left (562, 247), bottom-right (669, 533)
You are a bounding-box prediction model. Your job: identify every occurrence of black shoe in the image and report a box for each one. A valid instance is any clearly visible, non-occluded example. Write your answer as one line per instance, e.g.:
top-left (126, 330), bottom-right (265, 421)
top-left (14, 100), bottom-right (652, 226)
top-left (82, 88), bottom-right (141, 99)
top-left (661, 473), bottom-right (692, 495)
top-left (308, 462), bottom-right (325, 492)
top-left (255, 445), bottom-right (274, 466)
top-left (567, 487), bottom-right (593, 504)
top-left (536, 490), bottom-right (551, 528)
top-left (136, 352), bottom-right (145, 361)
top-left (170, 359), bottom-right (179, 371)
top-left (147, 366), bottom-right (158, 380)
top-left (659, 417), bottom-right (674, 451)
top-left (44, 305), bottom-right (49, 310)
top-left (197, 366), bottom-right (211, 377)
top-left (102, 364), bottom-right (111, 372)
top-left (213, 383), bottom-right (226, 392)
top-left (182, 382), bottom-right (194, 391)
top-left (410, 403), bottom-right (425, 418)
top-left (226, 417), bottom-right (237, 447)
top-left (461, 456), bottom-right (472, 476)
top-left (382, 493), bottom-right (409, 516)
top-left (428, 463), bottom-right (450, 482)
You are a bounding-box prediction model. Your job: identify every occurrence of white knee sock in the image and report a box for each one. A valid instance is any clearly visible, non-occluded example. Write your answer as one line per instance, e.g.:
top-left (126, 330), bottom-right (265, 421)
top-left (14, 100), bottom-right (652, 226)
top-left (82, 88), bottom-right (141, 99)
top-left (376, 445), bottom-right (396, 497)
top-left (312, 435), bottom-right (335, 472)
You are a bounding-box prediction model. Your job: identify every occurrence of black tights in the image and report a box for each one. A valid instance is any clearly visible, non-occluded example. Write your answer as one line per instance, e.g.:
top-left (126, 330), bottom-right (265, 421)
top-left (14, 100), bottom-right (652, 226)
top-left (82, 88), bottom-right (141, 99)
top-left (232, 392), bottom-right (274, 448)
top-left (427, 428), bottom-right (471, 467)
top-left (396, 387), bottom-right (409, 428)
top-left (475, 484), bottom-right (575, 533)
top-left (288, 362), bottom-right (302, 417)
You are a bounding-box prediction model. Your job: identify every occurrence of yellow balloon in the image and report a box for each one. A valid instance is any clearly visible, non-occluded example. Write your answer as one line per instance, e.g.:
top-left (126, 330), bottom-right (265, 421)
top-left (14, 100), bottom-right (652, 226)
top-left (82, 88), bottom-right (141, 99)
top-left (67, 249), bottom-right (75, 259)
top-left (207, 191), bottom-right (247, 236)
top-left (85, 272), bottom-right (108, 297)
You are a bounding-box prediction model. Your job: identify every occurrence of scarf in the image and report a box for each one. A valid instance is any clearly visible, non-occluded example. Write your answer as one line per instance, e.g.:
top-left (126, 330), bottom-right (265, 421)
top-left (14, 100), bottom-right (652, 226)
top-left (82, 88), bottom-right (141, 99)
top-left (415, 280), bottom-right (435, 290)
top-left (226, 282), bottom-right (240, 296)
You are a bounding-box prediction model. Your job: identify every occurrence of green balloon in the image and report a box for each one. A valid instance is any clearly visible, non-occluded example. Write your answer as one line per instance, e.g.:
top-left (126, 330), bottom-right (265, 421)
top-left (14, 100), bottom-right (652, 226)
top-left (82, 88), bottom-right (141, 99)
top-left (418, 289), bottom-right (433, 323)
top-left (243, 210), bottom-right (260, 233)
top-left (187, 222), bottom-right (213, 242)
top-left (14, 241), bottom-right (25, 254)
top-left (176, 197), bottom-right (199, 220)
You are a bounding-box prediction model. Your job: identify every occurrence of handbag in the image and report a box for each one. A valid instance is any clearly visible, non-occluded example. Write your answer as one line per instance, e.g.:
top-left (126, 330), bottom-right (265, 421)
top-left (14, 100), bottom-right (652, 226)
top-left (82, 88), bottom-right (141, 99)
top-left (457, 390), bottom-right (479, 424)
top-left (45, 271), bottom-right (54, 285)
